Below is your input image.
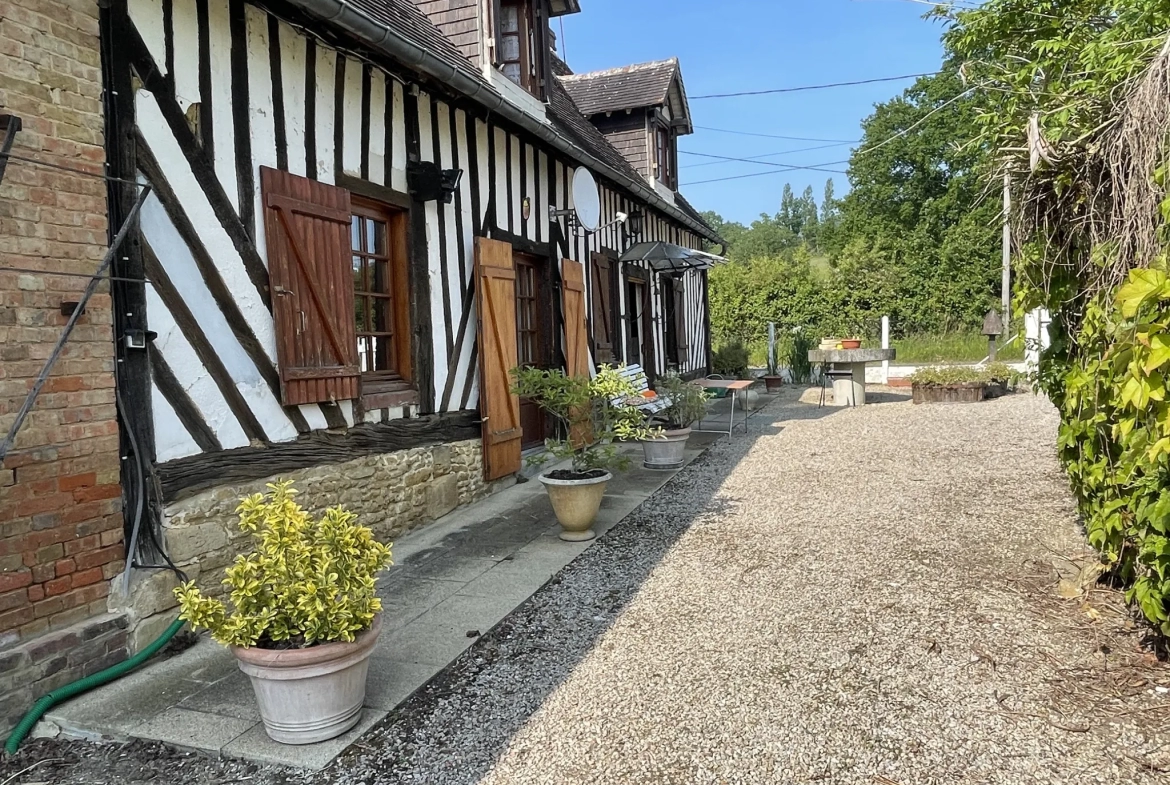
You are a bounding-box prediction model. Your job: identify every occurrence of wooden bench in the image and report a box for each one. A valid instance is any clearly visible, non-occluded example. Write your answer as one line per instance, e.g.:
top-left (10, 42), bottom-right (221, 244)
top-left (611, 364), bottom-right (671, 415)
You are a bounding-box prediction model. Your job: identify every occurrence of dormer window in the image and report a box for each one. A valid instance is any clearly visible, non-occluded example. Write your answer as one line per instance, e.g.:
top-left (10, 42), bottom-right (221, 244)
top-left (655, 125), bottom-right (676, 189)
top-left (496, 0), bottom-right (549, 99)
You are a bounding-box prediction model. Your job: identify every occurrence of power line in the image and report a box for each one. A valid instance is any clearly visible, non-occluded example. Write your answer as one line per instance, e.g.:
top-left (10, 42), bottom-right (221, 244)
top-left (691, 72), bottom-right (939, 100)
top-left (0, 151), bottom-right (148, 188)
top-left (682, 86), bottom-right (976, 187)
top-left (685, 162), bottom-right (851, 186)
top-left (694, 126), bottom-right (859, 143)
top-left (680, 141), bottom-right (854, 170)
top-left (680, 150), bottom-right (850, 170)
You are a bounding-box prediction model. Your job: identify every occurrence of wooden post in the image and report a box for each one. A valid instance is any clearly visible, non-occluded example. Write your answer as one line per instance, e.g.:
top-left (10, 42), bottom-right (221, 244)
top-left (881, 315), bottom-right (890, 385)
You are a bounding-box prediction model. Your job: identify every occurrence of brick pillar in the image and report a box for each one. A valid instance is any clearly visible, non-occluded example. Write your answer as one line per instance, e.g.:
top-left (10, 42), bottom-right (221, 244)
top-left (0, 0), bottom-right (129, 731)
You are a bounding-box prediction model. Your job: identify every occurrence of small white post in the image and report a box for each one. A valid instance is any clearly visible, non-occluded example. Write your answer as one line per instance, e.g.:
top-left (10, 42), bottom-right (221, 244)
top-left (881, 315), bottom-right (890, 385)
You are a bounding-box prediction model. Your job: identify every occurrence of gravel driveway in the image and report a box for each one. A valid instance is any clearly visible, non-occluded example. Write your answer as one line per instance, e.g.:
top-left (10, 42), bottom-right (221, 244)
top-left (7, 389), bottom-right (1170, 784)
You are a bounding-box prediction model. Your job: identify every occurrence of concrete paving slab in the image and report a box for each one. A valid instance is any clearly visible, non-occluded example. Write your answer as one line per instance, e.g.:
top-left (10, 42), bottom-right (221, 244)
top-left (177, 670), bottom-right (261, 722)
top-left (221, 709), bottom-right (387, 770)
top-left (375, 577), bottom-right (466, 631)
top-left (363, 659), bottom-right (440, 711)
top-left (394, 554), bottom-right (500, 584)
top-left (46, 672), bottom-right (222, 741)
top-left (131, 707), bottom-right (254, 754)
top-left (459, 561), bottom-right (553, 601)
top-left (380, 614), bottom-right (500, 667)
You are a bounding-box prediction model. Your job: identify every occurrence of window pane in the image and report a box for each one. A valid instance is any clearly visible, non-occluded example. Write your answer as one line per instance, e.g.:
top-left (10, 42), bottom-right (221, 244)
top-left (502, 62), bottom-right (522, 84)
top-left (371, 297), bottom-right (391, 333)
top-left (500, 35), bottom-right (520, 62)
top-left (354, 295), bottom-right (367, 333)
top-left (351, 216), bottom-right (361, 251)
top-left (500, 5), bottom-right (519, 33)
top-left (366, 218), bottom-right (387, 256)
top-left (371, 260), bottom-right (389, 294)
top-left (353, 255), bottom-right (364, 292)
top-left (369, 336), bottom-right (391, 372)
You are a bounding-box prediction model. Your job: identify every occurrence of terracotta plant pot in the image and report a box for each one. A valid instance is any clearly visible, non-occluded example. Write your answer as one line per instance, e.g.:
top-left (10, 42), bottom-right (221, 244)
top-left (539, 472), bottom-right (611, 542)
top-left (641, 427), bottom-right (692, 470)
top-left (840, 338), bottom-right (863, 350)
top-left (233, 614), bottom-right (382, 745)
top-left (763, 375), bottom-right (784, 392)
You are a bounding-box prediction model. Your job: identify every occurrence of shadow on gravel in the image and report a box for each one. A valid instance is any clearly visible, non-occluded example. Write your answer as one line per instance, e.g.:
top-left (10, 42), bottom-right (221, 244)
top-left (325, 394), bottom-right (840, 785)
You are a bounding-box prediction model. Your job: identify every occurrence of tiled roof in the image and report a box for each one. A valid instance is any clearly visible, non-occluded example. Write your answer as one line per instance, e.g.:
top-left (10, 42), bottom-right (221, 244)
top-left (348, 0), bottom-right (489, 86)
top-left (559, 58), bottom-right (680, 116)
top-left (675, 192), bottom-right (721, 243)
top-left (545, 77), bottom-right (647, 186)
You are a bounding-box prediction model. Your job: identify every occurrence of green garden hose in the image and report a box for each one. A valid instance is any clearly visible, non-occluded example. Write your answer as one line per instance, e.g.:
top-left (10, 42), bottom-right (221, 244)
top-left (3, 616), bottom-right (186, 756)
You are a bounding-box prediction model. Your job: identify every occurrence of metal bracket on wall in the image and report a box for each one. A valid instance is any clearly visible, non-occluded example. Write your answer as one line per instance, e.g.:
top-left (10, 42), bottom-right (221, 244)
top-left (0, 114), bottom-right (23, 187)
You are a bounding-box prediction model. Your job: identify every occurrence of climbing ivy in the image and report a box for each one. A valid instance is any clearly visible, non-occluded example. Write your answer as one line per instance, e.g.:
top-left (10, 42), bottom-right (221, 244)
top-left (1056, 263), bottom-right (1170, 633)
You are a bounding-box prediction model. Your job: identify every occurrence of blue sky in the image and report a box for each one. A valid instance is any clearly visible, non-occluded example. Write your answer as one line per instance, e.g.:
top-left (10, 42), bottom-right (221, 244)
top-left (560, 0), bottom-right (949, 225)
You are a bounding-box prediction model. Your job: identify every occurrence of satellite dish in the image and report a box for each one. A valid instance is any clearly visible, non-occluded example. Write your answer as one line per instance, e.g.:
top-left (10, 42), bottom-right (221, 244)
top-left (571, 167), bottom-right (601, 233)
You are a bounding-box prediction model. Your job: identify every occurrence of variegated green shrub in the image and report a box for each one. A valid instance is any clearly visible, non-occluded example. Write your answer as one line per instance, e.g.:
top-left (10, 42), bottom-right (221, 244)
top-left (174, 480), bottom-right (393, 648)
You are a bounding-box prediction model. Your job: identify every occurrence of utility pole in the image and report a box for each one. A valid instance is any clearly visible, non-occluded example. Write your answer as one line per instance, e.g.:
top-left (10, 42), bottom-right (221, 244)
top-left (1002, 172), bottom-right (1011, 330)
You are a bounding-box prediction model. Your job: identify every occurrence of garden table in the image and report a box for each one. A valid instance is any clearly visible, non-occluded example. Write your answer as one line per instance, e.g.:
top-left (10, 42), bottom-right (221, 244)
top-left (691, 378), bottom-right (756, 436)
top-left (807, 348), bottom-right (896, 406)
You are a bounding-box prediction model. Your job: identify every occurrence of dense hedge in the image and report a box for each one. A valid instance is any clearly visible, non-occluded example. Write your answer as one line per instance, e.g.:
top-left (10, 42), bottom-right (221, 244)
top-left (1049, 269), bottom-right (1170, 633)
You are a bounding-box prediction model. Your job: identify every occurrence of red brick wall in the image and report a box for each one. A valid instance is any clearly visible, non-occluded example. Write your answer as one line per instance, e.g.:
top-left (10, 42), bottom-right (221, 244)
top-left (0, 0), bottom-right (125, 646)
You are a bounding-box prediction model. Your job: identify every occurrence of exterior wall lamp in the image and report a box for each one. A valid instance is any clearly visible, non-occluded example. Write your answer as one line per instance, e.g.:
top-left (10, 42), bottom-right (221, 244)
top-left (407, 160), bottom-right (463, 204)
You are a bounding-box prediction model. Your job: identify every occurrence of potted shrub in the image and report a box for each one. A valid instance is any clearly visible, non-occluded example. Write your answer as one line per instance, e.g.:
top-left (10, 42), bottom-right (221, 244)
top-left (909, 366), bottom-right (989, 404)
top-left (983, 362), bottom-right (1019, 399)
top-left (641, 373), bottom-right (711, 470)
top-left (174, 481), bottom-right (392, 745)
top-left (511, 365), bottom-right (659, 542)
top-left (762, 351), bottom-right (784, 392)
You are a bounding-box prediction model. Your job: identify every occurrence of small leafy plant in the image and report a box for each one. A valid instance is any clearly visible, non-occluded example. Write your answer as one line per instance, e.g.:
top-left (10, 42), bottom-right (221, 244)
top-left (909, 366), bottom-right (993, 387)
top-left (787, 327), bottom-right (815, 384)
top-left (712, 341), bottom-right (750, 378)
top-left (653, 373), bottom-right (711, 430)
top-left (174, 481), bottom-right (393, 649)
top-left (511, 364), bottom-right (660, 477)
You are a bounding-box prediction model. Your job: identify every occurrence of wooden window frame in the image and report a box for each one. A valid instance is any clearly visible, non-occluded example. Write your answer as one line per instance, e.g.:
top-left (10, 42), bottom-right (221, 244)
top-left (351, 196), bottom-right (413, 398)
top-left (655, 124), bottom-right (675, 189)
top-left (496, 0), bottom-right (549, 100)
top-left (513, 251), bottom-right (550, 369)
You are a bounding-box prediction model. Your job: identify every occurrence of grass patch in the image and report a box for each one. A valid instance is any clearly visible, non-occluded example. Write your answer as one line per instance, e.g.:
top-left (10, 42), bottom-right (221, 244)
top-left (891, 331), bottom-right (1024, 364)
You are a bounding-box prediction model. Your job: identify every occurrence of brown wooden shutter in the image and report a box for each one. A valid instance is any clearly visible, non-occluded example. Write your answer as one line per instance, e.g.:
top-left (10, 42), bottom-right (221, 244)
top-left (260, 166), bottom-right (359, 406)
top-left (562, 258), bottom-right (590, 379)
top-left (674, 278), bottom-right (689, 365)
top-left (562, 258), bottom-right (593, 448)
top-left (475, 237), bottom-right (522, 481)
top-left (590, 252), bottom-right (615, 364)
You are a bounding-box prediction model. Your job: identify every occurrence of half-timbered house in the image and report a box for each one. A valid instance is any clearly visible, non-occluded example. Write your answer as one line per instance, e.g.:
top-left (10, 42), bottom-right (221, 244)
top-left (95, 0), bottom-right (722, 634)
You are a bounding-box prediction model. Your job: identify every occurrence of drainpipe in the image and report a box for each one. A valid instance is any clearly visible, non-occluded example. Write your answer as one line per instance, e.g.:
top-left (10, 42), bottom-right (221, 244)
top-left (286, 0), bottom-right (719, 244)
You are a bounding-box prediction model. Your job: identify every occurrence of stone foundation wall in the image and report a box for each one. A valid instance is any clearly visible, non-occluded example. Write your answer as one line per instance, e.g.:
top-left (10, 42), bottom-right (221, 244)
top-left (112, 439), bottom-right (504, 646)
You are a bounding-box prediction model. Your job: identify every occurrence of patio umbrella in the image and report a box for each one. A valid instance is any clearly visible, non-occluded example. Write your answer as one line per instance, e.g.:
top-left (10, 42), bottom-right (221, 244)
top-left (619, 241), bottom-right (729, 272)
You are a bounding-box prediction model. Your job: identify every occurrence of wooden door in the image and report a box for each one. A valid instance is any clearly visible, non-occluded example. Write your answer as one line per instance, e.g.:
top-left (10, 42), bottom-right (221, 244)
top-left (514, 253), bottom-right (546, 450)
top-left (562, 258), bottom-right (592, 448)
top-left (626, 279), bottom-right (643, 367)
top-left (475, 237), bottom-right (522, 481)
top-left (590, 252), bottom-right (617, 364)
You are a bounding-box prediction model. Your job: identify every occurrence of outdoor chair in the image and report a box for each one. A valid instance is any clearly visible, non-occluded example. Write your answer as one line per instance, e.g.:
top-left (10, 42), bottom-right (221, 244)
top-left (819, 366), bottom-right (855, 408)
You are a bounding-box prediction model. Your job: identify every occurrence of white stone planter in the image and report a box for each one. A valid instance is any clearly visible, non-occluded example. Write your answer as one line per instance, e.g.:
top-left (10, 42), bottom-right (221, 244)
top-left (641, 427), bottom-right (692, 470)
top-left (539, 472), bottom-right (611, 542)
top-left (232, 614), bottom-right (382, 745)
